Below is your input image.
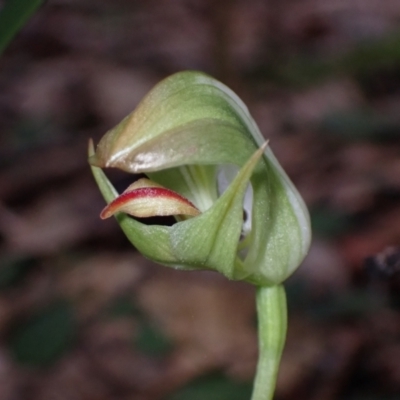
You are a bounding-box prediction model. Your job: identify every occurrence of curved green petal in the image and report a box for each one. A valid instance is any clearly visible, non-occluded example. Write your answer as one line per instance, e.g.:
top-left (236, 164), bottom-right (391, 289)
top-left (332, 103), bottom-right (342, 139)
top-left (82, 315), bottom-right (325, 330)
top-left (89, 141), bottom-right (177, 267)
top-left (169, 144), bottom-right (266, 280)
top-left (89, 72), bottom-right (257, 171)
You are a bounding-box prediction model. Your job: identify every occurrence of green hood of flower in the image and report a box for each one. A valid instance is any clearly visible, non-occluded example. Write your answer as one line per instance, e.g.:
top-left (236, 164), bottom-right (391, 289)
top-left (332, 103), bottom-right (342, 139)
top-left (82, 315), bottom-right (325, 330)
top-left (89, 71), bottom-right (311, 286)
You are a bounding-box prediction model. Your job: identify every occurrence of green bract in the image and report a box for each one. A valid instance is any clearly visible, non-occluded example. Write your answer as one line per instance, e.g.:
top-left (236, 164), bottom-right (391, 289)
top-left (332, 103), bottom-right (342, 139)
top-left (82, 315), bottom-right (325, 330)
top-left (89, 71), bottom-right (311, 286)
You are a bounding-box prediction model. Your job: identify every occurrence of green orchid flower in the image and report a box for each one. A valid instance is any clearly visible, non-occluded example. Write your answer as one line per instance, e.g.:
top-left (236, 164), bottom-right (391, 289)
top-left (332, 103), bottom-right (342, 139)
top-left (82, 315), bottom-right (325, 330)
top-left (89, 71), bottom-right (311, 400)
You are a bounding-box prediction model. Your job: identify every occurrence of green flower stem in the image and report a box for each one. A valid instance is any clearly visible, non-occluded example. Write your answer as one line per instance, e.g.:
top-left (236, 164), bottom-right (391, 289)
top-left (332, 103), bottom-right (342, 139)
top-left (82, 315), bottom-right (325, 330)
top-left (252, 284), bottom-right (287, 400)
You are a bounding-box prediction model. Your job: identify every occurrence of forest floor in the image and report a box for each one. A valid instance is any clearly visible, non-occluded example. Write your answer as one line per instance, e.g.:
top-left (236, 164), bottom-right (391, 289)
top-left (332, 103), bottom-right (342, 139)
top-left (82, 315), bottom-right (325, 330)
top-left (0, 1), bottom-right (399, 399)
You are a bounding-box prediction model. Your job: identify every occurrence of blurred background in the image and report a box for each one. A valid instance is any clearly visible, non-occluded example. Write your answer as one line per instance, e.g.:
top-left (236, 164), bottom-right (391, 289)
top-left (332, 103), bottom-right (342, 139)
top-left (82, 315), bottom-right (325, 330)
top-left (0, 0), bottom-right (400, 399)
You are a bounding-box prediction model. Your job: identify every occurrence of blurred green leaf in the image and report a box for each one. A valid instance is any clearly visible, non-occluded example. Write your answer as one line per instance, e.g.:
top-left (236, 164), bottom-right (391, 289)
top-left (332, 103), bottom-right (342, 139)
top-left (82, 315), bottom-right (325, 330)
top-left (319, 110), bottom-right (400, 141)
top-left (310, 206), bottom-right (352, 238)
top-left (310, 288), bottom-right (384, 320)
top-left (136, 320), bottom-right (173, 356)
top-left (342, 32), bottom-right (400, 74)
top-left (0, 0), bottom-right (46, 55)
top-left (276, 56), bottom-right (334, 87)
top-left (0, 255), bottom-right (37, 289)
top-left (108, 296), bottom-right (173, 356)
top-left (168, 373), bottom-right (252, 400)
top-left (10, 301), bottom-right (75, 366)
top-left (108, 295), bottom-right (140, 317)
top-left (248, 31), bottom-right (400, 89)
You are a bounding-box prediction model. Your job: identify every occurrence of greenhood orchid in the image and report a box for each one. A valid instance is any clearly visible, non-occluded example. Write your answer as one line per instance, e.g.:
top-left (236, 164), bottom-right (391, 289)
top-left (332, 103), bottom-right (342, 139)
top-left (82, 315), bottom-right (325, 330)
top-left (89, 71), bottom-right (311, 400)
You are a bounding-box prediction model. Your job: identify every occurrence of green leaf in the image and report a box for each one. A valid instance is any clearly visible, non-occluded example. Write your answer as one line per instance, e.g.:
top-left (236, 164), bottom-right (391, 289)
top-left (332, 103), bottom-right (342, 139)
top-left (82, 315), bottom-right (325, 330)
top-left (0, 255), bottom-right (36, 289)
top-left (319, 110), bottom-right (400, 141)
top-left (0, 0), bottom-right (45, 55)
top-left (10, 301), bottom-right (75, 366)
top-left (136, 320), bottom-right (173, 356)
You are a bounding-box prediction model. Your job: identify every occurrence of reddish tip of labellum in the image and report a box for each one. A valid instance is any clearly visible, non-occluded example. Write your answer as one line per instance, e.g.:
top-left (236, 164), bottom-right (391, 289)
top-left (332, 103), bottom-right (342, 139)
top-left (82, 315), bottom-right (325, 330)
top-left (100, 187), bottom-right (199, 219)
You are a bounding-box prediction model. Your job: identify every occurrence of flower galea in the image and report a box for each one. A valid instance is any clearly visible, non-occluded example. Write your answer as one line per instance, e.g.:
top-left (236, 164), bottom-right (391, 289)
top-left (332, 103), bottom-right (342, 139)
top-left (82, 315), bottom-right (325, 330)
top-left (89, 71), bottom-right (311, 400)
top-left (89, 71), bottom-right (310, 285)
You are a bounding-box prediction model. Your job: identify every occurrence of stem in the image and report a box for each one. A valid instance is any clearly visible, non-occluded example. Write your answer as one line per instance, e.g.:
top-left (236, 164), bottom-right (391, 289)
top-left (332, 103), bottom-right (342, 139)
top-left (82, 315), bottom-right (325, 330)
top-left (251, 284), bottom-right (287, 400)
